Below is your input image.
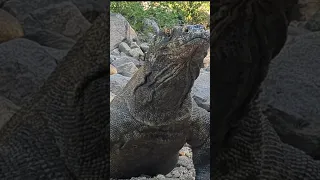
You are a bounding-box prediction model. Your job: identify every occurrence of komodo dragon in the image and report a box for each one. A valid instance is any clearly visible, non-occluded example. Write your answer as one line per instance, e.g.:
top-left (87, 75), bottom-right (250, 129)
top-left (0, 12), bottom-right (109, 179)
top-left (110, 27), bottom-right (210, 179)
top-left (211, 0), bottom-right (320, 179)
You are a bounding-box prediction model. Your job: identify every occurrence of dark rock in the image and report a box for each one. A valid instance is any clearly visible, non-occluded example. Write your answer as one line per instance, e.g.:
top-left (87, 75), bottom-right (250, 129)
top-left (0, 96), bottom-right (20, 130)
top-left (0, 9), bottom-right (23, 43)
top-left (23, 29), bottom-right (76, 50)
top-left (21, 2), bottom-right (91, 41)
top-left (258, 32), bottom-right (320, 158)
top-left (0, 38), bottom-right (60, 105)
top-left (305, 9), bottom-right (320, 32)
top-left (3, 0), bottom-right (106, 22)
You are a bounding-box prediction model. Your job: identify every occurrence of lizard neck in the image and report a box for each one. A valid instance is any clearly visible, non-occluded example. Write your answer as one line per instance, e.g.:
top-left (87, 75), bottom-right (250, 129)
top-left (122, 62), bottom-right (196, 126)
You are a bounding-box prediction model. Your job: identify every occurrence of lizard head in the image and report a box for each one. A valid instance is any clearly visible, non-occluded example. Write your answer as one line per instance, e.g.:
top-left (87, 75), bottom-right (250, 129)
top-left (130, 26), bottom-right (209, 114)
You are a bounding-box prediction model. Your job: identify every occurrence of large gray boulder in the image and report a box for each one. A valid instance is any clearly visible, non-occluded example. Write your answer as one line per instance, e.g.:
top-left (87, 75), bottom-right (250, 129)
top-left (24, 29), bottom-right (76, 50)
top-left (21, 2), bottom-right (91, 41)
top-left (258, 31), bottom-right (320, 158)
top-left (110, 13), bottom-right (138, 51)
top-left (191, 70), bottom-right (210, 111)
top-left (2, 0), bottom-right (106, 22)
top-left (0, 38), bottom-right (60, 105)
top-left (110, 74), bottom-right (131, 95)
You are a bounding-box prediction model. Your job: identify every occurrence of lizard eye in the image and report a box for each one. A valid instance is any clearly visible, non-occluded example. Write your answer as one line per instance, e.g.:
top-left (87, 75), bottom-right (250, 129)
top-left (184, 27), bottom-right (189, 33)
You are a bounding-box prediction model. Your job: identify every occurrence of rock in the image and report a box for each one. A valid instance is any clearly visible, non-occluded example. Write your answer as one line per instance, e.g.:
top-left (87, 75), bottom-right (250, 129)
top-left (24, 29), bottom-right (76, 50)
top-left (130, 42), bottom-right (140, 49)
top-left (72, 0), bottom-right (107, 23)
top-left (305, 9), bottom-right (320, 32)
top-left (118, 42), bottom-right (131, 55)
top-left (3, 0), bottom-right (106, 22)
top-left (204, 65), bottom-right (210, 72)
top-left (112, 55), bottom-right (143, 68)
top-left (140, 43), bottom-right (150, 53)
top-left (0, 38), bottom-right (58, 105)
top-left (110, 92), bottom-right (116, 102)
top-left (0, 96), bottom-right (20, 130)
top-left (110, 64), bottom-right (117, 75)
top-left (295, 0), bottom-right (320, 21)
top-left (120, 52), bottom-right (127, 56)
top-left (142, 18), bottom-right (160, 34)
top-left (110, 74), bottom-right (131, 95)
top-left (191, 71), bottom-right (210, 111)
top-left (203, 49), bottom-right (210, 68)
top-left (288, 24), bottom-right (311, 36)
top-left (129, 47), bottom-right (144, 60)
top-left (0, 9), bottom-right (24, 43)
top-left (21, 2), bottom-right (91, 41)
top-left (110, 13), bottom-right (137, 51)
top-left (116, 62), bottom-right (138, 77)
top-left (258, 31), bottom-right (320, 159)
top-left (110, 55), bottom-right (117, 63)
top-left (111, 48), bottom-right (120, 56)
top-left (177, 156), bottom-right (193, 170)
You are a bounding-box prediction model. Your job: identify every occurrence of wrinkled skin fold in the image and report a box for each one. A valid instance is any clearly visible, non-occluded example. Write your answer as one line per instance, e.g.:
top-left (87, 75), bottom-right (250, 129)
top-left (211, 0), bottom-right (320, 179)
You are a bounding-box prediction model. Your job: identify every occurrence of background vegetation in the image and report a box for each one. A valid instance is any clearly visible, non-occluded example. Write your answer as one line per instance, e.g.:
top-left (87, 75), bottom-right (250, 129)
top-left (110, 1), bottom-right (210, 32)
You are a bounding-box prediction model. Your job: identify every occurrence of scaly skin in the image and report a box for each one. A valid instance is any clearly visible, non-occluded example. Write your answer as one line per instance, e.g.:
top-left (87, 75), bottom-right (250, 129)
top-left (211, 0), bottom-right (320, 179)
top-left (0, 12), bottom-right (109, 179)
top-left (110, 26), bottom-right (210, 179)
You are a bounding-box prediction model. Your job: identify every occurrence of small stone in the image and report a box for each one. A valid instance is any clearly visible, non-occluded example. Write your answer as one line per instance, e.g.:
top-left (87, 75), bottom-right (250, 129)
top-left (110, 64), bottom-right (117, 75)
top-left (110, 55), bottom-right (117, 63)
top-left (120, 52), bottom-right (127, 56)
top-left (0, 9), bottom-right (24, 43)
top-left (140, 43), bottom-right (150, 52)
top-left (129, 48), bottom-right (144, 60)
top-left (116, 62), bottom-right (138, 77)
top-left (118, 42), bottom-right (131, 55)
top-left (155, 174), bottom-right (166, 179)
top-left (130, 42), bottom-right (140, 49)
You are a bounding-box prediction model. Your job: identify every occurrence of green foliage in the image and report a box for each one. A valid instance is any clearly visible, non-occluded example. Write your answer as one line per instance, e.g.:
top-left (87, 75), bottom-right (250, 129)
top-left (110, 1), bottom-right (210, 32)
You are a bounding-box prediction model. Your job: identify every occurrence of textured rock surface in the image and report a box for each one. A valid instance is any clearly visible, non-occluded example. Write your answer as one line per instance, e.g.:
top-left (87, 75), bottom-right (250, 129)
top-left (297, 0), bottom-right (320, 21)
top-left (0, 96), bottom-right (20, 130)
top-left (22, 2), bottom-right (91, 41)
top-left (258, 31), bottom-right (320, 158)
top-left (305, 9), bottom-right (320, 31)
top-left (24, 29), bottom-right (76, 50)
top-left (110, 13), bottom-right (138, 51)
top-left (0, 38), bottom-right (58, 105)
top-left (2, 0), bottom-right (107, 22)
top-left (110, 74), bottom-right (131, 95)
top-left (0, 9), bottom-right (23, 43)
top-left (191, 71), bottom-right (210, 112)
top-left (116, 62), bottom-right (138, 77)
